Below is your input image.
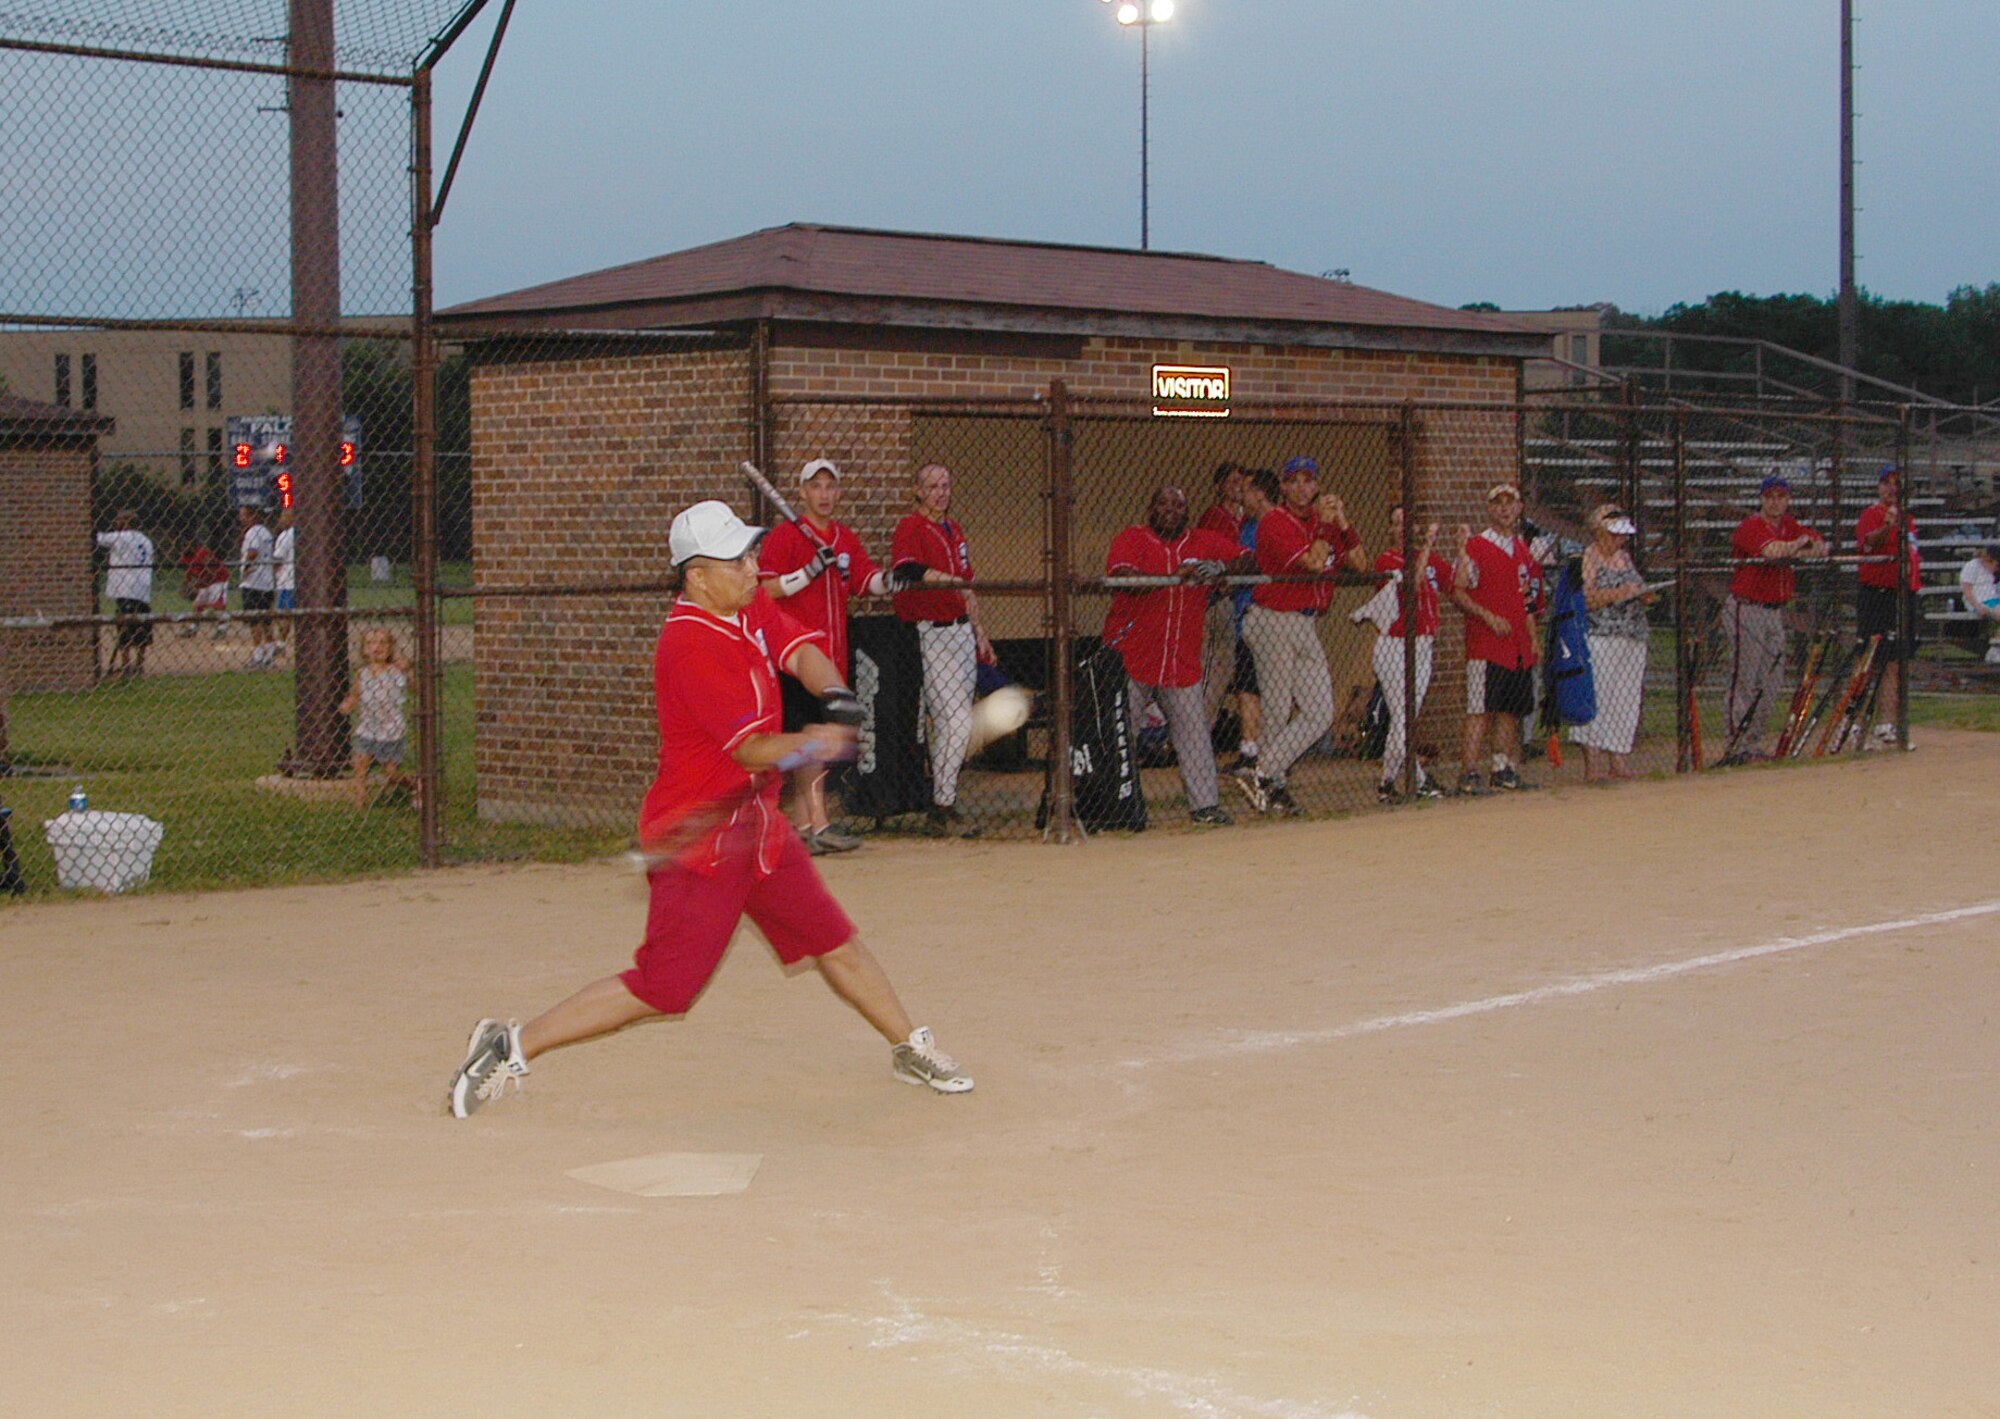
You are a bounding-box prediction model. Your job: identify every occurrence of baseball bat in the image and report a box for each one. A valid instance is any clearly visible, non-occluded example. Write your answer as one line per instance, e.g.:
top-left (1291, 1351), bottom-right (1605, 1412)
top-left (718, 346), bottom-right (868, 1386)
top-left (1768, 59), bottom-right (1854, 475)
top-left (1849, 653), bottom-right (1891, 755)
top-left (1813, 636), bottom-right (1879, 757)
top-left (1787, 637), bottom-right (1855, 759)
top-left (740, 459), bottom-right (810, 532)
top-left (1771, 633), bottom-right (1828, 759)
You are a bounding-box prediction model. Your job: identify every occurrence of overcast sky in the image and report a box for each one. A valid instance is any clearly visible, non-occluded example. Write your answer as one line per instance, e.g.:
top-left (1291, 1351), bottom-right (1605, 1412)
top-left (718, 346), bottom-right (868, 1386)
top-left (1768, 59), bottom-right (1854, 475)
top-left (421, 0), bottom-right (1995, 316)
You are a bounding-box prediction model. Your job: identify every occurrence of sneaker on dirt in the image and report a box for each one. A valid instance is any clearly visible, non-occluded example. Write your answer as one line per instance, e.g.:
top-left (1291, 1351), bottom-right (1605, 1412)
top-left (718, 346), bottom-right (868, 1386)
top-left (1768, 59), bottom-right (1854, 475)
top-left (892, 1026), bottom-right (974, 1094)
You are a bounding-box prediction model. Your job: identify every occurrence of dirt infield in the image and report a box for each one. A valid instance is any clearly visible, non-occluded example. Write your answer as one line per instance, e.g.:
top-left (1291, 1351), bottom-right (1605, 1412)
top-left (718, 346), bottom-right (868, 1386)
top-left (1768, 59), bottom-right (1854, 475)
top-left (4, 735), bottom-right (1996, 1417)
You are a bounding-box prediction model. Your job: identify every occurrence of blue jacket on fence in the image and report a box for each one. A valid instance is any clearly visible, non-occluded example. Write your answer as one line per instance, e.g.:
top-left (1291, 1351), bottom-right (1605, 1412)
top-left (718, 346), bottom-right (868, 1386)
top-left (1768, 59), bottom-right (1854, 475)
top-left (1542, 557), bottom-right (1597, 730)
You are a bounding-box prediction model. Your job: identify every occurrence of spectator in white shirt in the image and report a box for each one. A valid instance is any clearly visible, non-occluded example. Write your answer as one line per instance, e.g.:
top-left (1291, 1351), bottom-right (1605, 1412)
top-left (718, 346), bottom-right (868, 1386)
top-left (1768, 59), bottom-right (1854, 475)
top-left (1960, 544), bottom-right (2000, 665)
top-left (272, 509), bottom-right (297, 653)
top-left (95, 509), bottom-right (155, 677)
top-left (237, 504), bottom-right (279, 669)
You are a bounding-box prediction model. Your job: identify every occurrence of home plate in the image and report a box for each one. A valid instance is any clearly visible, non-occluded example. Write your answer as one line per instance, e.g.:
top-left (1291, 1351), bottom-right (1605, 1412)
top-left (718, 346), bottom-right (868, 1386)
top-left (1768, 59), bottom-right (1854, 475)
top-left (566, 1152), bottom-right (763, 1197)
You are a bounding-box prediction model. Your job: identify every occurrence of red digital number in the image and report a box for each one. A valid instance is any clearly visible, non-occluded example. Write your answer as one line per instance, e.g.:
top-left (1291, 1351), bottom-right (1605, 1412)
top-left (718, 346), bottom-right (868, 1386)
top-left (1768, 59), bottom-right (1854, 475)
top-left (272, 444), bottom-right (288, 465)
top-left (234, 443), bottom-right (252, 468)
top-left (338, 441), bottom-right (355, 467)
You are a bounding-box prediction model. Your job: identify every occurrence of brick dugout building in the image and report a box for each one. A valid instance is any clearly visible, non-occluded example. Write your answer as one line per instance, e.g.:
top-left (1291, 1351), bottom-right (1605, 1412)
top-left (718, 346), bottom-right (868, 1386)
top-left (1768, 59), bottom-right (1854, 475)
top-left (440, 224), bottom-right (1546, 826)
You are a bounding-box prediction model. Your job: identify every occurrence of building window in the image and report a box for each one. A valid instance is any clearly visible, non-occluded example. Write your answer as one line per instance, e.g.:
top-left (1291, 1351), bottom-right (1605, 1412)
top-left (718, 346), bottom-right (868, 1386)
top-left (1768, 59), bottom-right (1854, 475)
top-left (179, 352), bottom-right (195, 410)
top-left (1569, 333), bottom-right (1590, 364)
top-left (180, 428), bottom-right (197, 486)
top-left (205, 352), bottom-right (222, 410)
top-left (81, 354), bottom-right (97, 410)
top-left (54, 353), bottom-right (71, 406)
top-left (206, 427), bottom-right (224, 480)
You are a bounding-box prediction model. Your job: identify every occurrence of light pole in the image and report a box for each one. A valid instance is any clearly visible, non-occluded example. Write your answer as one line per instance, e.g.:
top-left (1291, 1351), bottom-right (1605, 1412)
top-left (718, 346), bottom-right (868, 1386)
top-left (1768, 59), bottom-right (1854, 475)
top-left (1100, 0), bottom-right (1175, 249)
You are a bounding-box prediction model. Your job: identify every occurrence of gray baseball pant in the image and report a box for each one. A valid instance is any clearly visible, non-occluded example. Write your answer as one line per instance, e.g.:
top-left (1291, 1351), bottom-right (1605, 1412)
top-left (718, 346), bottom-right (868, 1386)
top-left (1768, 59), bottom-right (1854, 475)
top-left (1241, 603), bottom-right (1333, 783)
top-left (917, 620), bottom-right (977, 807)
top-left (1127, 677), bottom-right (1221, 812)
top-left (1722, 596), bottom-right (1786, 753)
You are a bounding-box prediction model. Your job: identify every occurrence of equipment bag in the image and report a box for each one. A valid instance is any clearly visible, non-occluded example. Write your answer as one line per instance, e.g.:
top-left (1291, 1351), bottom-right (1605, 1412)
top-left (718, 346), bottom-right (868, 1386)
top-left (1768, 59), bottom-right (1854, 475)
top-left (1542, 557), bottom-right (1597, 730)
top-left (1039, 642), bottom-right (1146, 833)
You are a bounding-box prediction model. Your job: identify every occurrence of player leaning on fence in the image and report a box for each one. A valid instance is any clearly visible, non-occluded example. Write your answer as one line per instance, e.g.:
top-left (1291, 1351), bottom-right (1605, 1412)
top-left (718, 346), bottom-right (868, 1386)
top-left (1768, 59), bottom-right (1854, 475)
top-left (1855, 467), bottom-right (1921, 749)
top-left (446, 500), bottom-right (973, 1118)
top-left (759, 457), bottom-right (953, 856)
top-left (892, 462), bottom-right (995, 836)
top-left (1450, 483), bottom-right (1544, 796)
top-left (1370, 505), bottom-right (1453, 803)
top-left (1721, 475), bottom-right (1827, 762)
top-left (1236, 455), bottom-right (1365, 817)
top-left (1103, 484), bottom-right (1241, 826)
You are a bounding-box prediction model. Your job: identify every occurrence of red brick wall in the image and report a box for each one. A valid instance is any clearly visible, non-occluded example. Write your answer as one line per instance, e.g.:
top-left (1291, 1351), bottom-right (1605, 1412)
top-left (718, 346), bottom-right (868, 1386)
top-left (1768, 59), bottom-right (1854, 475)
top-left (0, 440), bottom-right (96, 703)
top-left (468, 334), bottom-right (1519, 822)
top-left (468, 345), bottom-right (752, 824)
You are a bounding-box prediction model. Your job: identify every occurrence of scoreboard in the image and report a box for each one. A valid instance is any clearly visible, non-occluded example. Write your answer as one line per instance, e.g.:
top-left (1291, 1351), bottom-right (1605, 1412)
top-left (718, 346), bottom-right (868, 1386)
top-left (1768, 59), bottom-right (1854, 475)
top-left (226, 414), bottom-right (364, 510)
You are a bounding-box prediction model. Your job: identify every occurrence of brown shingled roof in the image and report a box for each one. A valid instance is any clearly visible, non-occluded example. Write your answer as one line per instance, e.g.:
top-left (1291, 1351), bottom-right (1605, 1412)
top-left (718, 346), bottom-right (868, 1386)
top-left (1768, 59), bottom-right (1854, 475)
top-left (0, 395), bottom-right (114, 435)
top-left (440, 223), bottom-right (1537, 349)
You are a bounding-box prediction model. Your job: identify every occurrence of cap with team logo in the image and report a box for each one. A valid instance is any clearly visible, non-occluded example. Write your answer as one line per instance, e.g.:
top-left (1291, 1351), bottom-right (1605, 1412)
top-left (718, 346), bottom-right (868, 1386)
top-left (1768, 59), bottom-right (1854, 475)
top-left (800, 457), bottom-right (841, 485)
top-left (1487, 482), bottom-right (1522, 502)
top-left (668, 500), bottom-right (764, 566)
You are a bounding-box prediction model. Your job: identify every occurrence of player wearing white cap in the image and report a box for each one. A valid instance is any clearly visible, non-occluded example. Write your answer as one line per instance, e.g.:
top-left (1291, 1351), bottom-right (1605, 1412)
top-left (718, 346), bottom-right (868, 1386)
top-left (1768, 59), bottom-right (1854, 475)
top-left (446, 500), bottom-right (973, 1118)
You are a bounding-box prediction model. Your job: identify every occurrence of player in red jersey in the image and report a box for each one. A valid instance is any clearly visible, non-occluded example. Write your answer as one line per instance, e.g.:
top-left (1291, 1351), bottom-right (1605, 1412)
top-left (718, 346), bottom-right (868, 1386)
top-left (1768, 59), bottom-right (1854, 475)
top-left (446, 501), bottom-right (973, 1118)
top-left (1450, 483), bottom-right (1545, 794)
top-left (1104, 484), bottom-right (1242, 825)
top-left (759, 458), bottom-right (955, 854)
top-left (891, 463), bottom-right (995, 835)
top-left (1196, 462), bottom-right (1249, 730)
top-left (1368, 505), bottom-right (1455, 802)
top-left (1854, 466), bottom-right (1921, 748)
top-left (1720, 475), bottom-right (1826, 760)
top-left (1235, 455), bottom-right (1365, 815)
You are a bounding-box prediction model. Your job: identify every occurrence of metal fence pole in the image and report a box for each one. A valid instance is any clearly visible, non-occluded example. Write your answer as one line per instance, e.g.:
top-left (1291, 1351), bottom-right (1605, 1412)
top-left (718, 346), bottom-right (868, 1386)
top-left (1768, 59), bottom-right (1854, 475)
top-left (1673, 407), bottom-right (1691, 772)
top-left (1399, 402), bottom-right (1418, 797)
top-left (1895, 405), bottom-right (1912, 749)
top-left (1046, 380), bottom-right (1076, 843)
top-left (410, 68), bottom-right (442, 866)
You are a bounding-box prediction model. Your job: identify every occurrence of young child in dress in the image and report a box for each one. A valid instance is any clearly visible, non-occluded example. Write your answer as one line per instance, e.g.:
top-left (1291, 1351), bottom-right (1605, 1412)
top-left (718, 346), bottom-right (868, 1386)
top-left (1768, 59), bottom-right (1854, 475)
top-left (339, 628), bottom-right (416, 809)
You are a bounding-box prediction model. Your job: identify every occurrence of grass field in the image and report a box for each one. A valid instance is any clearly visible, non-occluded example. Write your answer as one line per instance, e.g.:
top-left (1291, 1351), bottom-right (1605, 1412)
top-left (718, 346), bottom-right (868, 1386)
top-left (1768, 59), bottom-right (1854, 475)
top-left (118, 560), bottom-right (474, 625)
top-left (3, 652), bottom-right (1993, 899)
top-left (2, 661), bottom-right (622, 897)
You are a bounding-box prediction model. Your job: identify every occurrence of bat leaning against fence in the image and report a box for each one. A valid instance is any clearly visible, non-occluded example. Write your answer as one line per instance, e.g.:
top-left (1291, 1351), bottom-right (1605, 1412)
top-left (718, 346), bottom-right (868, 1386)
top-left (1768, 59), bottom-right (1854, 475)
top-left (1787, 636), bottom-right (1856, 759)
top-left (1813, 636), bottom-right (1882, 758)
top-left (1771, 632), bottom-right (1832, 760)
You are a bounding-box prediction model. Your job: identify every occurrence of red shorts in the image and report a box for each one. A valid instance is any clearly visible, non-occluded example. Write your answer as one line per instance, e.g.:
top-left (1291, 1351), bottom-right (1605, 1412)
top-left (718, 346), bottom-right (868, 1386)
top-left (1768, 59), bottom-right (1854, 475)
top-left (619, 829), bottom-right (855, 1014)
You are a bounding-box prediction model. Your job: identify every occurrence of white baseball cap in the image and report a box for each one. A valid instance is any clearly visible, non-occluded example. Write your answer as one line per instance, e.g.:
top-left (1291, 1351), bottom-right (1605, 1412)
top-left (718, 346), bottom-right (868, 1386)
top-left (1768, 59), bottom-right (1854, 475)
top-left (800, 457), bottom-right (841, 485)
top-left (668, 500), bottom-right (764, 566)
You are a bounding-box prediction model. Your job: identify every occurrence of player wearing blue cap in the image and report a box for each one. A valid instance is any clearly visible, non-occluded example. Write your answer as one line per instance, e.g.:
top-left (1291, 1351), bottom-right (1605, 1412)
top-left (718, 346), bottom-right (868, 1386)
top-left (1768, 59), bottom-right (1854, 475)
top-left (1721, 475), bottom-right (1826, 761)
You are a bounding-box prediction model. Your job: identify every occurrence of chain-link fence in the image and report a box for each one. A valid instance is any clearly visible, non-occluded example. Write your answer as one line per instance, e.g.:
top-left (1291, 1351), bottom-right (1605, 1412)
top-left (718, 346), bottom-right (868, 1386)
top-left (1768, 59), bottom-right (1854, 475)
top-left (0, 5), bottom-right (1943, 894)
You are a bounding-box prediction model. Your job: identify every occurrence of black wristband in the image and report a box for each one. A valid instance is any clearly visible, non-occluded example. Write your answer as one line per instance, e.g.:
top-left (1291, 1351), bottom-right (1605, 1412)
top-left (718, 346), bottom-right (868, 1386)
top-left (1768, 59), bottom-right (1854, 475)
top-left (819, 686), bottom-right (865, 728)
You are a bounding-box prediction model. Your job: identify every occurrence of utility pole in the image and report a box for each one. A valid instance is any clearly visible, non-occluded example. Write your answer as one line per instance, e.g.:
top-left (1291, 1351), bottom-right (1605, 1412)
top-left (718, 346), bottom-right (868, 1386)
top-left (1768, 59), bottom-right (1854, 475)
top-left (289, 0), bottom-right (349, 776)
top-left (1838, 0), bottom-right (1858, 404)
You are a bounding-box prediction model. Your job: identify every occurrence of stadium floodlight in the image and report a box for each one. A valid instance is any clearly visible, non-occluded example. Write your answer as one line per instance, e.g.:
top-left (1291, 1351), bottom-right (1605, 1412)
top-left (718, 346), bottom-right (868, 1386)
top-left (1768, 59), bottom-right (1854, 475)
top-left (1096, 0), bottom-right (1176, 248)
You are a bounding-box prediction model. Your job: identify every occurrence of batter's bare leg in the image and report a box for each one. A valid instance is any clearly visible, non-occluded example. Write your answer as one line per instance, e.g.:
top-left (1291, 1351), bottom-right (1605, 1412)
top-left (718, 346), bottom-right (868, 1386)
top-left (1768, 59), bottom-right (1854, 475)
top-left (815, 938), bottom-right (914, 1044)
top-left (517, 976), bottom-right (659, 1060)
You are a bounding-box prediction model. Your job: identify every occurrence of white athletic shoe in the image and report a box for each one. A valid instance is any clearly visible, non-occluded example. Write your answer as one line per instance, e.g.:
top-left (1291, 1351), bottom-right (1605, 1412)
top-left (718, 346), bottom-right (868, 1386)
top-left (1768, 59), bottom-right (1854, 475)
top-left (891, 1026), bottom-right (974, 1094)
top-left (447, 1018), bottom-right (528, 1118)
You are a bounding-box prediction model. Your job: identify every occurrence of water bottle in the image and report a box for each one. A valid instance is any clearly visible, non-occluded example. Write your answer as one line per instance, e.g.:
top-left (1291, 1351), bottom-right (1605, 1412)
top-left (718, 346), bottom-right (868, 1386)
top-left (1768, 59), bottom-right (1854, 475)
top-left (68, 786), bottom-right (88, 814)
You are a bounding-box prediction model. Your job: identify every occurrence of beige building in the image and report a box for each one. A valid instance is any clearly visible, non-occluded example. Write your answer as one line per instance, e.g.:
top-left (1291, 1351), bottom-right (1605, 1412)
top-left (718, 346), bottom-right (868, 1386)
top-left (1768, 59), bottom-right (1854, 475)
top-left (0, 329), bottom-right (294, 487)
top-left (1503, 308), bottom-right (1605, 391)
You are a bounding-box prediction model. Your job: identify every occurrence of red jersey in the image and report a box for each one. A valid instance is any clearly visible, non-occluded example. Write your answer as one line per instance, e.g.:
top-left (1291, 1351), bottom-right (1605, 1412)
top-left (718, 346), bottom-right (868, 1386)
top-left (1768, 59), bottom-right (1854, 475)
top-left (1461, 529), bottom-right (1542, 669)
top-left (1854, 503), bottom-right (1921, 591)
top-left (637, 593), bottom-right (822, 879)
top-left (1729, 513), bottom-right (1811, 605)
top-left (890, 513), bottom-right (972, 623)
top-left (1372, 549), bottom-right (1455, 638)
top-left (180, 545), bottom-right (228, 588)
top-left (1196, 502), bottom-right (1243, 542)
top-left (1103, 525), bottom-right (1240, 687)
top-left (758, 518), bottom-right (879, 673)
top-left (1251, 505), bottom-right (1361, 614)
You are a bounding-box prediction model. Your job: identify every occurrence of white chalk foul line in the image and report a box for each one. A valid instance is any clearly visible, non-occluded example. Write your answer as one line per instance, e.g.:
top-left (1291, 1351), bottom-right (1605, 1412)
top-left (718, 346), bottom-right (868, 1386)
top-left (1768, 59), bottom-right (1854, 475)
top-left (1128, 898), bottom-right (2000, 1070)
top-left (835, 1288), bottom-right (1367, 1419)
